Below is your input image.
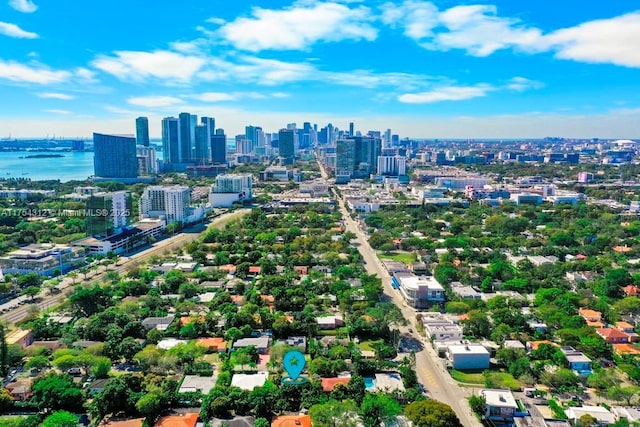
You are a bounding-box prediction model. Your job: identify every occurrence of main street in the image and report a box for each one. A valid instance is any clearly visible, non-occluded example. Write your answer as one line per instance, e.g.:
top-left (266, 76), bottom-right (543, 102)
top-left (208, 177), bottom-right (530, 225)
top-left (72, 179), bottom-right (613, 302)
top-left (0, 209), bottom-right (251, 325)
top-left (335, 194), bottom-right (481, 427)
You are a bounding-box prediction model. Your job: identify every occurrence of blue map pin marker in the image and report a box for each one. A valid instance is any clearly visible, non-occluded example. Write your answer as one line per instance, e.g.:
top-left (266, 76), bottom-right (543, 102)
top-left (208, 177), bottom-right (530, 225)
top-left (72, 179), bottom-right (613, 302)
top-left (283, 350), bottom-right (305, 380)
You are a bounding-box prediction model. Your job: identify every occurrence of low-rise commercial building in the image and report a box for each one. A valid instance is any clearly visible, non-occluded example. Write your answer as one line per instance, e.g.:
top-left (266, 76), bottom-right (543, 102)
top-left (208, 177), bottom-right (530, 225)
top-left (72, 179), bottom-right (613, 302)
top-left (397, 275), bottom-right (445, 308)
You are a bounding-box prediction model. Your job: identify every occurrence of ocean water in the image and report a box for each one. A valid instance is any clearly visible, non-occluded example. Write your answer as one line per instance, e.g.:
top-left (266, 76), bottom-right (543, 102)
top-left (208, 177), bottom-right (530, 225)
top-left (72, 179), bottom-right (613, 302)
top-left (0, 151), bottom-right (95, 182)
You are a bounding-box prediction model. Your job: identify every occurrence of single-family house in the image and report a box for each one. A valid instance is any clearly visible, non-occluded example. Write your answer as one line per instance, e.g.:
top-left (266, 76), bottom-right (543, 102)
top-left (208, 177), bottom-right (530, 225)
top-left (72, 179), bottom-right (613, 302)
top-left (623, 285), bottom-right (640, 297)
top-left (316, 315), bottom-right (344, 330)
top-left (596, 328), bottom-right (630, 344)
top-left (612, 344), bottom-right (640, 357)
top-left (230, 372), bottom-right (268, 391)
top-left (612, 407), bottom-right (640, 423)
top-left (561, 346), bottom-right (592, 375)
top-left (565, 406), bottom-right (615, 426)
top-left (615, 322), bottom-right (639, 342)
top-left (197, 337), bottom-right (227, 353)
top-left (101, 418), bottom-right (145, 427)
top-left (479, 389), bottom-right (519, 424)
top-left (178, 375), bottom-right (217, 394)
top-left (321, 377), bottom-right (351, 392)
top-left (578, 308), bottom-right (604, 328)
top-left (271, 415), bottom-right (311, 427)
top-left (502, 340), bottom-right (526, 351)
top-left (232, 336), bottom-right (270, 354)
top-left (155, 412), bottom-right (199, 427)
top-left (142, 315), bottom-right (175, 331)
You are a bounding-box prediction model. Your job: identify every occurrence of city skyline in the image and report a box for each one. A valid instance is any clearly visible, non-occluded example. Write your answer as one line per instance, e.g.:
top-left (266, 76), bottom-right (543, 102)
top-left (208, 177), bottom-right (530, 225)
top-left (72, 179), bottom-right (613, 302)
top-left (1, 1), bottom-right (640, 138)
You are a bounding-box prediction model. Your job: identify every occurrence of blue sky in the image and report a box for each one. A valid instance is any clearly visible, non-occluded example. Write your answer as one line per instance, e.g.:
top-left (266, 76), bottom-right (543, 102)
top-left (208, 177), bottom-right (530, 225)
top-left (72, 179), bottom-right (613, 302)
top-left (1, 0), bottom-right (640, 138)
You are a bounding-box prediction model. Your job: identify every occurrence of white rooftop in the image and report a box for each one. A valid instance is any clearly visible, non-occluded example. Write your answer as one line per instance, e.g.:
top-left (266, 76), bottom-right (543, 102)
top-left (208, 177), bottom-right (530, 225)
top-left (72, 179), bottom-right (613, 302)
top-left (480, 389), bottom-right (518, 409)
top-left (178, 374), bottom-right (218, 394)
top-left (157, 338), bottom-right (187, 350)
top-left (231, 372), bottom-right (268, 391)
top-left (448, 344), bottom-right (489, 356)
top-left (398, 275), bottom-right (444, 291)
top-left (565, 406), bottom-right (615, 424)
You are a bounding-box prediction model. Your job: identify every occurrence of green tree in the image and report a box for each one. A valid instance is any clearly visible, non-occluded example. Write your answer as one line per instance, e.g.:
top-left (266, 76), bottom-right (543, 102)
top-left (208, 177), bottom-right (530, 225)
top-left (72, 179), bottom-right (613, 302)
top-left (136, 392), bottom-right (163, 419)
top-left (310, 399), bottom-right (359, 427)
top-left (0, 387), bottom-right (14, 412)
top-left (23, 286), bottom-right (40, 300)
top-left (25, 355), bottom-right (49, 370)
top-left (578, 414), bottom-right (598, 427)
top-left (405, 399), bottom-right (463, 427)
top-left (468, 395), bottom-right (485, 417)
top-left (41, 411), bottom-right (79, 427)
top-left (359, 393), bottom-right (401, 427)
top-left (254, 418), bottom-right (270, 427)
top-left (30, 373), bottom-right (83, 412)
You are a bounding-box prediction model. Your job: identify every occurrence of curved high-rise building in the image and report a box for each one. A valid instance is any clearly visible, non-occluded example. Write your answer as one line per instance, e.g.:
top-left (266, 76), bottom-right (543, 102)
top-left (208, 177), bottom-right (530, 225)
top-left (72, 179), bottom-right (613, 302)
top-left (93, 133), bottom-right (138, 179)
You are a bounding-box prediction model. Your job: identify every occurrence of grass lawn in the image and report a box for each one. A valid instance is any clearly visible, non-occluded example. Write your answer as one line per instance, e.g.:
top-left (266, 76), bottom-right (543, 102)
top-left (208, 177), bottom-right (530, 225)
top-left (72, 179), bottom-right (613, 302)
top-left (317, 327), bottom-right (349, 336)
top-left (202, 353), bottom-right (220, 364)
top-left (378, 251), bottom-right (416, 264)
top-left (485, 371), bottom-right (522, 391)
top-left (449, 370), bottom-right (485, 384)
top-left (359, 339), bottom-right (383, 352)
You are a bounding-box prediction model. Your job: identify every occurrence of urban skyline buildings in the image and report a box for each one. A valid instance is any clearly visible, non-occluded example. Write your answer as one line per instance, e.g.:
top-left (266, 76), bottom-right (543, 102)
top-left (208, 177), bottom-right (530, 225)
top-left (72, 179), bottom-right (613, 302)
top-left (93, 133), bottom-right (138, 179)
top-left (135, 117), bottom-right (150, 147)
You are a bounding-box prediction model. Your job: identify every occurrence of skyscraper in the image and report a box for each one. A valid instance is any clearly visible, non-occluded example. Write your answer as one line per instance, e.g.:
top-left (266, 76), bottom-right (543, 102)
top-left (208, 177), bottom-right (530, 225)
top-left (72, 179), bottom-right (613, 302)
top-left (93, 133), bottom-right (138, 179)
top-left (336, 139), bottom-right (355, 183)
top-left (201, 117), bottom-right (215, 160)
top-left (161, 117), bottom-right (180, 165)
top-left (211, 133), bottom-right (227, 164)
top-left (179, 112), bottom-right (195, 163)
top-left (349, 122), bottom-right (354, 137)
top-left (335, 136), bottom-right (382, 180)
top-left (135, 117), bottom-right (150, 147)
top-left (278, 129), bottom-right (295, 163)
top-left (194, 125), bottom-right (210, 165)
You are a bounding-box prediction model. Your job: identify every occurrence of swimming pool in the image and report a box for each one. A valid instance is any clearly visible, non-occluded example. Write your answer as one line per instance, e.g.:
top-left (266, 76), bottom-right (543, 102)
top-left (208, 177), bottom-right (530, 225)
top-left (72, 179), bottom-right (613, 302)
top-left (364, 377), bottom-right (376, 390)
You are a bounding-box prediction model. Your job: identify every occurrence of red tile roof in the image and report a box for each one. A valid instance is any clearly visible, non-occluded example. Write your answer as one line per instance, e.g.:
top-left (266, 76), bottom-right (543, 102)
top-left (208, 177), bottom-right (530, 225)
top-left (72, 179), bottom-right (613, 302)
top-left (271, 415), bottom-right (312, 427)
top-left (321, 377), bottom-right (350, 392)
top-left (155, 413), bottom-right (199, 427)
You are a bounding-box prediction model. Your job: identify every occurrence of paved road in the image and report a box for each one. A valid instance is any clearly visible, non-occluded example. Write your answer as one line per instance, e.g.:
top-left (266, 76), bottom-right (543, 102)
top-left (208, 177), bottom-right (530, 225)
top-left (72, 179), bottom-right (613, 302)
top-left (0, 209), bottom-right (251, 326)
top-left (336, 196), bottom-right (481, 427)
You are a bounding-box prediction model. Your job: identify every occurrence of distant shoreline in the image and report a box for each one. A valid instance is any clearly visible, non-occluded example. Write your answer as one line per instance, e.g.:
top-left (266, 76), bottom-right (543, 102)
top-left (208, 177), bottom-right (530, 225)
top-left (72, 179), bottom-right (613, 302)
top-left (20, 154), bottom-right (66, 159)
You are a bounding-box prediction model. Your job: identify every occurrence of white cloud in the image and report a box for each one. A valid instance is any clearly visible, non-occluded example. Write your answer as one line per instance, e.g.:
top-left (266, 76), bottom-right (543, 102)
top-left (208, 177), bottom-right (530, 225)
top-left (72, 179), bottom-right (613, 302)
top-left (37, 92), bottom-right (74, 100)
top-left (217, 1), bottom-right (377, 51)
top-left (544, 12), bottom-right (640, 68)
top-left (190, 91), bottom-right (288, 103)
top-left (205, 17), bottom-right (226, 25)
top-left (506, 77), bottom-right (544, 92)
top-left (384, 2), bottom-right (542, 56)
top-left (383, 2), bottom-right (640, 68)
top-left (380, 0), bottom-right (438, 40)
top-left (8, 0), bottom-right (37, 13)
top-left (433, 5), bottom-right (543, 56)
top-left (43, 109), bottom-right (72, 115)
top-left (398, 84), bottom-right (493, 103)
top-left (0, 21), bottom-right (38, 38)
top-left (0, 60), bottom-right (70, 84)
top-left (127, 96), bottom-right (184, 108)
top-left (191, 92), bottom-right (238, 102)
top-left (92, 50), bottom-right (206, 82)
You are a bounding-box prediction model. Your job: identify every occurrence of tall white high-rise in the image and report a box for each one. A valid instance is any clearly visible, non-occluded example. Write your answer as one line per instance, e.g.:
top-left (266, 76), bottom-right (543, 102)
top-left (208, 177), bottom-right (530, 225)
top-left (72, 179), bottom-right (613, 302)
top-left (139, 185), bottom-right (191, 224)
top-left (377, 155), bottom-right (407, 176)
